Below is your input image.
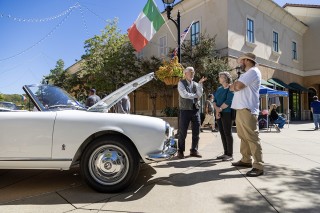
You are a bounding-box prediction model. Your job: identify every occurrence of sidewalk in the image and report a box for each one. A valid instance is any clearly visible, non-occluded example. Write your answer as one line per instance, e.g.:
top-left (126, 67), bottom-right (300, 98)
top-left (0, 121), bottom-right (319, 213)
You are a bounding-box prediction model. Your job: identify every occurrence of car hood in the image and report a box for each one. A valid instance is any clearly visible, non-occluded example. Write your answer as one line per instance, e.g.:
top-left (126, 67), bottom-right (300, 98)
top-left (88, 72), bottom-right (154, 112)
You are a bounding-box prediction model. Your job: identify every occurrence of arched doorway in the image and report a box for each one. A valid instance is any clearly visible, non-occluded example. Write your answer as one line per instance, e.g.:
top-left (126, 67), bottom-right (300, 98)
top-left (289, 90), bottom-right (300, 120)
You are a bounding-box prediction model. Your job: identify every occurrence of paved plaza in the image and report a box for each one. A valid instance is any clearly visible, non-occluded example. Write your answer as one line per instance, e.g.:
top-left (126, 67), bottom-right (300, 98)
top-left (0, 121), bottom-right (319, 213)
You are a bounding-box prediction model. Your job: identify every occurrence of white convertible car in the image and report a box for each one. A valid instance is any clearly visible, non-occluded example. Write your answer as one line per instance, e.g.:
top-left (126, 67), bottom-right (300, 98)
top-left (0, 73), bottom-right (177, 192)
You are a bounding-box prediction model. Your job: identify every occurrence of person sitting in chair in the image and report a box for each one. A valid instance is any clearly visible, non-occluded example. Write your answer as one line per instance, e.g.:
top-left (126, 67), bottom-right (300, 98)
top-left (269, 104), bottom-right (286, 129)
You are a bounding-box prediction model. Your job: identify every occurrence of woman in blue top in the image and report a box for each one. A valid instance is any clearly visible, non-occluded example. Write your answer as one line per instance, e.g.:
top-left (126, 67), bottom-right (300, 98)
top-left (213, 71), bottom-right (234, 161)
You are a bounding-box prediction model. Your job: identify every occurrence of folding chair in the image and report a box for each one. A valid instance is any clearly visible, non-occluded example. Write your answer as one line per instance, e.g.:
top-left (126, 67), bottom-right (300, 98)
top-left (268, 117), bottom-right (281, 132)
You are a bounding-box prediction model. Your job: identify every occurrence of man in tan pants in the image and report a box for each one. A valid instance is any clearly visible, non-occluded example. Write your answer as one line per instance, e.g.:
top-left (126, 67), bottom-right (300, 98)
top-left (229, 53), bottom-right (264, 177)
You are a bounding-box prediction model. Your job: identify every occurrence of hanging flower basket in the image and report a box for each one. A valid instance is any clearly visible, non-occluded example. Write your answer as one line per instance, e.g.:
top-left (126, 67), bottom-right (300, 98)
top-left (163, 76), bottom-right (181, 85)
top-left (156, 56), bottom-right (184, 86)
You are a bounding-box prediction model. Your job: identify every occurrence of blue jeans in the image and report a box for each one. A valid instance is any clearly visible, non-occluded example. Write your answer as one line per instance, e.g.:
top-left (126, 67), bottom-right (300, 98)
top-left (274, 116), bottom-right (286, 128)
top-left (313, 114), bottom-right (320, 129)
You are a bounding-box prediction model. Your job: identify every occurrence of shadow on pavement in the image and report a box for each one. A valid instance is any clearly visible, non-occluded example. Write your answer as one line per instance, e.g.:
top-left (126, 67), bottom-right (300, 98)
top-left (1, 162), bottom-right (320, 213)
top-left (218, 165), bottom-right (320, 213)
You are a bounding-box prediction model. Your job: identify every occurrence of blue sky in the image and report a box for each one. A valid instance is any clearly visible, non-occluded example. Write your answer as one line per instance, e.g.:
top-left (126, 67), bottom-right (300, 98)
top-left (0, 0), bottom-right (318, 94)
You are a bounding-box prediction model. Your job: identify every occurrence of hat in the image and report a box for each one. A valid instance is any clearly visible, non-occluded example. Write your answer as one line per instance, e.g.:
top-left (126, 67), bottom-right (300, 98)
top-left (183, 67), bottom-right (195, 73)
top-left (237, 53), bottom-right (257, 64)
top-left (90, 88), bottom-right (96, 93)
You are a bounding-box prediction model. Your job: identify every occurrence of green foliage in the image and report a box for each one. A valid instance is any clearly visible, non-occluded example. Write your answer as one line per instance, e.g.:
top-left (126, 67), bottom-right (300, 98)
top-left (43, 59), bottom-right (73, 90)
top-left (155, 56), bottom-right (183, 81)
top-left (0, 94), bottom-right (28, 109)
top-left (161, 106), bottom-right (179, 117)
top-left (138, 56), bottom-right (170, 116)
top-left (80, 18), bottom-right (140, 95)
top-left (180, 34), bottom-right (231, 94)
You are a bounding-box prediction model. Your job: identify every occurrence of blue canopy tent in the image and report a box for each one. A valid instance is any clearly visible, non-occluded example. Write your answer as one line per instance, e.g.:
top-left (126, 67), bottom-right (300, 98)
top-left (259, 85), bottom-right (289, 129)
top-left (259, 85), bottom-right (288, 97)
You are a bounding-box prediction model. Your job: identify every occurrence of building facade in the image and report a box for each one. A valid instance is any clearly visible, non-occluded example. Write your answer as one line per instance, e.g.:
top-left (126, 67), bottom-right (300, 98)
top-left (140, 0), bottom-right (320, 120)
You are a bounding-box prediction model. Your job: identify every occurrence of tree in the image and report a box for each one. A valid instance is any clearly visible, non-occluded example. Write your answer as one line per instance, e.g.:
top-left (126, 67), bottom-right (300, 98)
top-left (138, 56), bottom-right (172, 116)
top-left (81, 18), bottom-right (140, 95)
top-left (43, 59), bottom-right (72, 90)
top-left (180, 34), bottom-right (231, 94)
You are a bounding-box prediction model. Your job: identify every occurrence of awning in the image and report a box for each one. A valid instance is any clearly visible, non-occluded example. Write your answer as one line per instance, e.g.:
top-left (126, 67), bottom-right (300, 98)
top-left (261, 79), bottom-right (273, 86)
top-left (288, 82), bottom-right (309, 92)
top-left (267, 78), bottom-right (292, 89)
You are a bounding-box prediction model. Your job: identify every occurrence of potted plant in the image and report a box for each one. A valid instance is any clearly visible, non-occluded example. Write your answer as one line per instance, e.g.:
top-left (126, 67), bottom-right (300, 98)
top-left (155, 56), bottom-right (184, 85)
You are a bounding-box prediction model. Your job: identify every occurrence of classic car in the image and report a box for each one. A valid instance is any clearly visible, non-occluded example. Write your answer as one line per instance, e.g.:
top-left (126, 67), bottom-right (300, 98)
top-left (0, 101), bottom-right (18, 111)
top-left (0, 73), bottom-right (177, 192)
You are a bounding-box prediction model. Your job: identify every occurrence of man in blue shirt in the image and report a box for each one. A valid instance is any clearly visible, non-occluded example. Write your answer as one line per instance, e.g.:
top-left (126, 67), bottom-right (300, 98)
top-left (311, 96), bottom-right (320, 130)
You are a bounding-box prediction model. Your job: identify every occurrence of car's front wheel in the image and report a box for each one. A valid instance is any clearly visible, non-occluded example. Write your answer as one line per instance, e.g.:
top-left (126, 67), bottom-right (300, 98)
top-left (80, 136), bottom-right (140, 192)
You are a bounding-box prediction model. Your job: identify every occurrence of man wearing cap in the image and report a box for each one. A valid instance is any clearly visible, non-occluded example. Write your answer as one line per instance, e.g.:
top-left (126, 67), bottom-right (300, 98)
top-left (177, 66), bottom-right (207, 159)
top-left (85, 88), bottom-right (101, 108)
top-left (229, 53), bottom-right (264, 177)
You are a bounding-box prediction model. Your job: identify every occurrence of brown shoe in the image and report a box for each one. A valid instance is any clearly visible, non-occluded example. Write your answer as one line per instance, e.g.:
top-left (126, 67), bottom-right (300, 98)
top-left (231, 160), bottom-right (252, 168)
top-left (177, 151), bottom-right (185, 159)
top-left (246, 168), bottom-right (264, 177)
top-left (190, 150), bottom-right (202, 158)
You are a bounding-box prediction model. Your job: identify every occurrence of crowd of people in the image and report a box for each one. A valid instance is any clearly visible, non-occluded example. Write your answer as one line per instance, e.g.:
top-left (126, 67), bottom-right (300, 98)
top-left (177, 52), bottom-right (264, 177)
top-left (83, 52), bottom-right (319, 178)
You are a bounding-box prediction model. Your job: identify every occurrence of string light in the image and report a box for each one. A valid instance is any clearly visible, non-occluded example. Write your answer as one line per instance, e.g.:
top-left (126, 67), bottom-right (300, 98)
top-left (0, 2), bottom-right (107, 62)
top-left (80, 4), bottom-right (107, 23)
top-left (78, 4), bottom-right (90, 37)
top-left (0, 7), bottom-right (75, 62)
top-left (0, 3), bottom-right (79, 23)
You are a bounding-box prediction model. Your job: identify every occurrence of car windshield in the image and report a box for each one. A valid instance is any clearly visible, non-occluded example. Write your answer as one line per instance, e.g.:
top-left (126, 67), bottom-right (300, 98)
top-left (25, 84), bottom-right (86, 111)
top-left (23, 72), bottom-right (155, 112)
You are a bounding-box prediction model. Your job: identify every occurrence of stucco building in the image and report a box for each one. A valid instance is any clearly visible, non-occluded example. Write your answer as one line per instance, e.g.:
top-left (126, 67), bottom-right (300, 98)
top-left (138, 0), bottom-right (320, 120)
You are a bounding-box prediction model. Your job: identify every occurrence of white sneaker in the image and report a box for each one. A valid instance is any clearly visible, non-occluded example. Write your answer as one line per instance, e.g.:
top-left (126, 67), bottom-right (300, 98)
top-left (222, 155), bottom-right (234, 161)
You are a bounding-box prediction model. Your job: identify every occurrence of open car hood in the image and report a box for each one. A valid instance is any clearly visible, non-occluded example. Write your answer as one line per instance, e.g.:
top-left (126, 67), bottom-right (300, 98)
top-left (22, 72), bottom-right (154, 112)
top-left (89, 72), bottom-right (154, 112)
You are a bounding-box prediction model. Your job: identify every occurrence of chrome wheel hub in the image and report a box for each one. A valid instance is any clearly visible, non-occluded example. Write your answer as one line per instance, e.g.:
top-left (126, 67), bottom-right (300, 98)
top-left (89, 145), bottom-right (129, 185)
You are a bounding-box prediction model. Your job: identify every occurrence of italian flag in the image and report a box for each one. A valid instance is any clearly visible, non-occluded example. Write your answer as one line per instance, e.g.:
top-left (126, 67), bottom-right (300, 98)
top-left (128, 0), bottom-right (165, 52)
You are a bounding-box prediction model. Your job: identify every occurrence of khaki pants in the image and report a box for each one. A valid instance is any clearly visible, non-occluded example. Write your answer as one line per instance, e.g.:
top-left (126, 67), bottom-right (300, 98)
top-left (201, 113), bottom-right (215, 128)
top-left (235, 109), bottom-right (263, 170)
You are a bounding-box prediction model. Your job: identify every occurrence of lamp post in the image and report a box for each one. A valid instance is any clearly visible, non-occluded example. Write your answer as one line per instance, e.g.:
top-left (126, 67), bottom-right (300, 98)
top-left (162, 0), bottom-right (181, 63)
top-left (162, 0), bottom-right (181, 138)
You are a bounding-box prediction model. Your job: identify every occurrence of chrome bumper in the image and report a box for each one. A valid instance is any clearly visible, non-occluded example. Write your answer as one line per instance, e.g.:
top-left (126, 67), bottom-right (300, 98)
top-left (146, 137), bottom-right (177, 161)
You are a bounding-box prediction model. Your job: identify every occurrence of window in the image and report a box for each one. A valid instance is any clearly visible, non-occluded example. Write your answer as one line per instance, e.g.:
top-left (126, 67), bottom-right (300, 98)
top-left (246, 18), bottom-right (255, 43)
top-left (292, 41), bottom-right (297, 60)
top-left (191, 21), bottom-right (200, 46)
top-left (273, 31), bottom-right (279, 52)
top-left (159, 36), bottom-right (167, 57)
